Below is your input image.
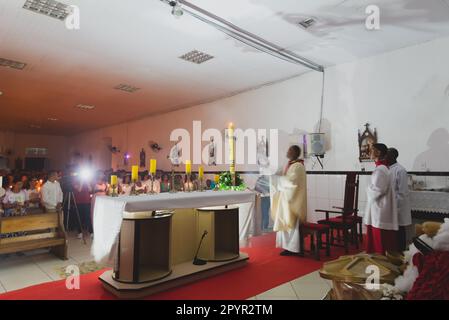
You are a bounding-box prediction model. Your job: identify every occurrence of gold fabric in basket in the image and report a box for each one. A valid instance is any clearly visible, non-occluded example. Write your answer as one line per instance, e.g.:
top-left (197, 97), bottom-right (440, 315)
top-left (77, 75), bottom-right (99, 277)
top-left (320, 253), bottom-right (401, 284)
top-left (319, 253), bottom-right (402, 300)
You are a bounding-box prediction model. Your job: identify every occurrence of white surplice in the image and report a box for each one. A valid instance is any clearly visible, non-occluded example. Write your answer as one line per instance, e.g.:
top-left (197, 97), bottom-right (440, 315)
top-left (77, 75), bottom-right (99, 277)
top-left (270, 161), bottom-right (307, 253)
top-left (364, 165), bottom-right (399, 231)
top-left (389, 162), bottom-right (412, 227)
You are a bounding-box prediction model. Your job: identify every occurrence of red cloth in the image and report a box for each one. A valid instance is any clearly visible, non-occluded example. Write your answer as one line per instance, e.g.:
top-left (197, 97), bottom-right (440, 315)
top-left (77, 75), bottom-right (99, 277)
top-left (407, 251), bottom-right (449, 300)
top-left (375, 160), bottom-right (388, 167)
top-left (365, 225), bottom-right (399, 254)
top-left (73, 186), bottom-right (91, 204)
top-left (283, 159), bottom-right (304, 175)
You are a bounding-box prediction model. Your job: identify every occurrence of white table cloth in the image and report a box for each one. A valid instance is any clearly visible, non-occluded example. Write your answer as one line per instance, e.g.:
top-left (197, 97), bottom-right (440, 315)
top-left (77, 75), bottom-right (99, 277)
top-left (410, 191), bottom-right (449, 214)
top-left (92, 190), bottom-right (256, 262)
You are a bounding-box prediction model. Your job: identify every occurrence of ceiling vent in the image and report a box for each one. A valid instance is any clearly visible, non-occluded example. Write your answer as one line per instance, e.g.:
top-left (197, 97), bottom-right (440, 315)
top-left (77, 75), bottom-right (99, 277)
top-left (0, 58), bottom-right (27, 70)
top-left (114, 84), bottom-right (141, 93)
top-left (298, 17), bottom-right (316, 29)
top-left (75, 104), bottom-right (95, 111)
top-left (179, 50), bottom-right (214, 64)
top-left (23, 0), bottom-right (72, 21)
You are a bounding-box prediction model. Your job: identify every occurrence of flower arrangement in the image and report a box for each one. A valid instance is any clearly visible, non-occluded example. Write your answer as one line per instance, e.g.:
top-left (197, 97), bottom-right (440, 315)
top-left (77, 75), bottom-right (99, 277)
top-left (217, 171), bottom-right (246, 191)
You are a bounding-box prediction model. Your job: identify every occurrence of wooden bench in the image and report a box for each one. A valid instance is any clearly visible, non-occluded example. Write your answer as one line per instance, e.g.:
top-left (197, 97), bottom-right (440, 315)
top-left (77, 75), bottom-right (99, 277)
top-left (0, 211), bottom-right (68, 260)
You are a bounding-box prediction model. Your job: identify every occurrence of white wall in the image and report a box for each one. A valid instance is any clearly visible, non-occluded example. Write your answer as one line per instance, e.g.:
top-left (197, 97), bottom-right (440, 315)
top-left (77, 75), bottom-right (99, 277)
top-left (69, 36), bottom-right (449, 221)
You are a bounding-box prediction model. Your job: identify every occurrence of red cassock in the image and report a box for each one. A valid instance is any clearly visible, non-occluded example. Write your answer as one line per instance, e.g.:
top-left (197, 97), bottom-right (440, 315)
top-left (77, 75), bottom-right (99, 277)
top-left (365, 225), bottom-right (399, 254)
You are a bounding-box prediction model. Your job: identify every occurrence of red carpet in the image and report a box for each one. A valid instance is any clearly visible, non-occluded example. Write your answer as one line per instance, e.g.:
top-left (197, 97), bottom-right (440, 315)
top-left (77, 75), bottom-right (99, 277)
top-left (0, 233), bottom-right (361, 300)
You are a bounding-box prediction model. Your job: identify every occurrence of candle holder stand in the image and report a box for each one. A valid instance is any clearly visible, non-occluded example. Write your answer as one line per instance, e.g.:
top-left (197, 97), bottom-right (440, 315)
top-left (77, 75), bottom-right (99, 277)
top-left (110, 185), bottom-right (119, 197)
top-left (130, 179), bottom-right (139, 196)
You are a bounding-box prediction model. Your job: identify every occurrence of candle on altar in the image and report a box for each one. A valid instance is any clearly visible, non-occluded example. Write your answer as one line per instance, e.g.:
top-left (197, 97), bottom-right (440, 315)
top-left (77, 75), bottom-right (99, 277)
top-left (110, 175), bottom-right (118, 186)
top-left (228, 122), bottom-right (235, 174)
top-left (185, 160), bottom-right (192, 175)
top-left (131, 165), bottom-right (139, 182)
top-left (214, 174), bottom-right (219, 183)
top-left (149, 159), bottom-right (157, 175)
top-left (198, 166), bottom-right (204, 179)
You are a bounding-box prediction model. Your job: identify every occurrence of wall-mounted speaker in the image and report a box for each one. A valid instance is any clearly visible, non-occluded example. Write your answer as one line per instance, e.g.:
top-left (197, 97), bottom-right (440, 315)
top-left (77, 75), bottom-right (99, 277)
top-left (306, 133), bottom-right (325, 156)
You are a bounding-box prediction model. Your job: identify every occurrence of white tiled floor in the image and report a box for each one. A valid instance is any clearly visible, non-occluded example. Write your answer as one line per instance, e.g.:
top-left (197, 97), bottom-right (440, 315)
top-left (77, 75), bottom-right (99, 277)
top-left (0, 233), bottom-right (331, 300)
top-left (0, 233), bottom-right (100, 292)
top-left (249, 270), bottom-right (332, 300)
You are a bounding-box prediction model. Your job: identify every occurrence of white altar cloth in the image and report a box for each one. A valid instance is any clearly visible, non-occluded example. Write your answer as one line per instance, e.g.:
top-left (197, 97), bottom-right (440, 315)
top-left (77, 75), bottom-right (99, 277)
top-left (92, 190), bottom-right (256, 262)
top-left (410, 191), bottom-right (449, 214)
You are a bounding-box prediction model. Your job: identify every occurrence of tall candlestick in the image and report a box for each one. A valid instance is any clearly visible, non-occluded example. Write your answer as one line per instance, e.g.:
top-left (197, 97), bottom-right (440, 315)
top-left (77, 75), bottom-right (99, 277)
top-left (228, 122), bottom-right (235, 175)
top-left (149, 159), bottom-right (157, 175)
top-left (110, 175), bottom-right (118, 197)
top-left (198, 166), bottom-right (204, 192)
top-left (131, 165), bottom-right (139, 182)
top-left (185, 160), bottom-right (192, 175)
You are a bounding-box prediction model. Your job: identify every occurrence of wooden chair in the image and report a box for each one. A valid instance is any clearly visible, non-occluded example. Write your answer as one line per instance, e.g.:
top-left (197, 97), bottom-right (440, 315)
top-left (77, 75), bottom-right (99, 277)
top-left (316, 173), bottom-right (361, 253)
top-left (299, 222), bottom-right (330, 260)
top-left (0, 210), bottom-right (68, 259)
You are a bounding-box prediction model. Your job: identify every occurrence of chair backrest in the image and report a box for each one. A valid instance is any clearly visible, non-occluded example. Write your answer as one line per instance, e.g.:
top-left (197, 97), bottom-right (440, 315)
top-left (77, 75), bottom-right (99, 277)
top-left (342, 173), bottom-right (359, 216)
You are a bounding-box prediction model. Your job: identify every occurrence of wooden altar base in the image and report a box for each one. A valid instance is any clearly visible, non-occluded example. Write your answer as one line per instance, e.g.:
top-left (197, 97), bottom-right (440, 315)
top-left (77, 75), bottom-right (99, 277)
top-left (99, 253), bottom-right (249, 299)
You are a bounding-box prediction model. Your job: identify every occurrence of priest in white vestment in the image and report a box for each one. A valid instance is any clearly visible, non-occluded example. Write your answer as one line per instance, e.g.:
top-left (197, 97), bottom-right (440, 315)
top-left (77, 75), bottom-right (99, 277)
top-left (386, 147), bottom-right (412, 251)
top-left (270, 145), bottom-right (307, 256)
top-left (364, 143), bottom-right (399, 255)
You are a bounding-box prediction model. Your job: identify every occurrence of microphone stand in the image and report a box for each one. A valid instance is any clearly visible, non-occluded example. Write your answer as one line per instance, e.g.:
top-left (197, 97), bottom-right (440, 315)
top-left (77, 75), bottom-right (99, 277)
top-left (193, 230), bottom-right (208, 265)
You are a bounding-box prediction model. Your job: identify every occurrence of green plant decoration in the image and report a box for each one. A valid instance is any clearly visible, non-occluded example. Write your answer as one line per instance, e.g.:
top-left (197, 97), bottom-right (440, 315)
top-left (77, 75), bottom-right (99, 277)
top-left (217, 171), bottom-right (246, 191)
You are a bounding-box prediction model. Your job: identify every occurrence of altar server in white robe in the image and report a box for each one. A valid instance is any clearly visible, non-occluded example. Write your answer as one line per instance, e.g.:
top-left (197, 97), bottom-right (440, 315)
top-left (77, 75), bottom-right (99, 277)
top-left (270, 145), bottom-right (307, 256)
top-left (364, 143), bottom-right (399, 255)
top-left (386, 147), bottom-right (412, 251)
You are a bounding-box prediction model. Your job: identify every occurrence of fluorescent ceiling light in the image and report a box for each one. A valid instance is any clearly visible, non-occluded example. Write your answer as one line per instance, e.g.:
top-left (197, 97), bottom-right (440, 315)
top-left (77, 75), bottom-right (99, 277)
top-left (47, 117), bottom-right (58, 121)
top-left (76, 104), bottom-right (95, 110)
top-left (23, 0), bottom-right (72, 21)
top-left (298, 18), bottom-right (316, 29)
top-left (0, 57), bottom-right (27, 70)
top-left (179, 50), bottom-right (214, 64)
top-left (114, 84), bottom-right (141, 93)
top-left (30, 124), bottom-right (42, 129)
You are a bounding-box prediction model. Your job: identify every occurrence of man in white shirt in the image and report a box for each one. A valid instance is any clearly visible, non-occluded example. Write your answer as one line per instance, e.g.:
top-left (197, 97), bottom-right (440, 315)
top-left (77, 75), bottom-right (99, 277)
top-left (41, 171), bottom-right (63, 212)
top-left (386, 148), bottom-right (412, 251)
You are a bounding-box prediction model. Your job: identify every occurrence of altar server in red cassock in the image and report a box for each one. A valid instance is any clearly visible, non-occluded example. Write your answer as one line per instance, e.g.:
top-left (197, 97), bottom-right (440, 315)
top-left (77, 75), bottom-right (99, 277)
top-left (364, 143), bottom-right (399, 255)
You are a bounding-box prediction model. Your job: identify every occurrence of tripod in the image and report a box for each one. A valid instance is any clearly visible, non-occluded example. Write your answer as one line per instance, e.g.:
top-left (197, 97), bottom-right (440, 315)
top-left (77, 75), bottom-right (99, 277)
top-left (63, 191), bottom-right (86, 244)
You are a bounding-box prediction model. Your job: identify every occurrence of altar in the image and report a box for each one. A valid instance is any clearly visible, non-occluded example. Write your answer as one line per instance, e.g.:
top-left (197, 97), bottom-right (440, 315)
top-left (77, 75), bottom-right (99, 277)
top-left (92, 190), bottom-right (256, 298)
top-left (410, 190), bottom-right (449, 222)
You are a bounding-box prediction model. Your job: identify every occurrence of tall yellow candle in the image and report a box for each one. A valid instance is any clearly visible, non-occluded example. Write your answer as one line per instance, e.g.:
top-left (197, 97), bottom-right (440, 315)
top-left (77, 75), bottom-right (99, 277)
top-left (228, 122), bottom-right (235, 174)
top-left (110, 175), bottom-right (118, 186)
top-left (214, 174), bottom-right (219, 183)
top-left (198, 166), bottom-right (204, 179)
top-left (131, 165), bottom-right (139, 182)
top-left (149, 159), bottom-right (157, 175)
top-left (185, 160), bottom-right (192, 174)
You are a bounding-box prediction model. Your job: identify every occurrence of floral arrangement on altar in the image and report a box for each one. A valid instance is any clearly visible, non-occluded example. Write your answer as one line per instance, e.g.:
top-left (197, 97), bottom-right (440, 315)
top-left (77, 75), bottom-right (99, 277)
top-left (217, 171), bottom-right (246, 191)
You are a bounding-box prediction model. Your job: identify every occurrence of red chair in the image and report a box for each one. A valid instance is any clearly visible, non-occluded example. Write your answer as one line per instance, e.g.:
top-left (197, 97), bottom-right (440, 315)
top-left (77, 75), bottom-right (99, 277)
top-left (316, 173), bottom-right (361, 253)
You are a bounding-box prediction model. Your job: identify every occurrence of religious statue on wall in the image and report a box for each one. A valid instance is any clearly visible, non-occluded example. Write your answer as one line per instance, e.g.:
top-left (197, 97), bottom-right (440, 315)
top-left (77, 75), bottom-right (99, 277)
top-left (140, 148), bottom-right (146, 167)
top-left (358, 123), bottom-right (378, 162)
top-left (168, 138), bottom-right (182, 166)
top-left (257, 135), bottom-right (270, 167)
top-left (208, 136), bottom-right (217, 166)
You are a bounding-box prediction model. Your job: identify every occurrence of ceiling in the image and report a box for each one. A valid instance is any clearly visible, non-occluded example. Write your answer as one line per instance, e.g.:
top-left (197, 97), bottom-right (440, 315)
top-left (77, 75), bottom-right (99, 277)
top-left (1, 0), bottom-right (449, 135)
